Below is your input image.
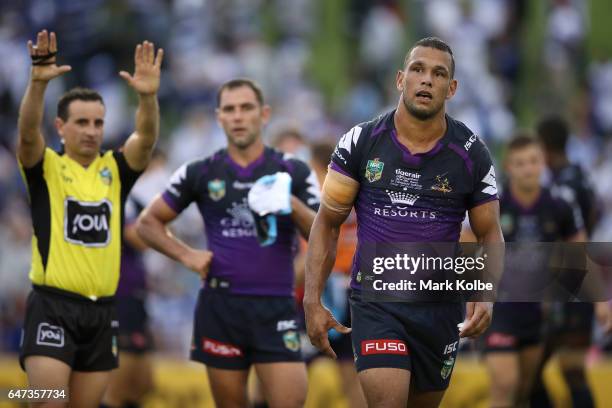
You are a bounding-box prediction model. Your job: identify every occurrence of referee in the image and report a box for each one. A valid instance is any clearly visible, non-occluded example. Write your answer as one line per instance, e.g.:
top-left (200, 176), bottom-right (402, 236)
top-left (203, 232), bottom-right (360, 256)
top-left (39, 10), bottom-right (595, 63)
top-left (17, 30), bottom-right (162, 407)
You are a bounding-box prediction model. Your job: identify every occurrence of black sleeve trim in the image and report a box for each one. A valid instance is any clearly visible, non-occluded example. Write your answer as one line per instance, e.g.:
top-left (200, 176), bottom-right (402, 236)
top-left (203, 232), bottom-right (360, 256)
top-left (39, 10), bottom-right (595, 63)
top-left (113, 151), bottom-right (143, 204)
top-left (23, 156), bottom-right (51, 272)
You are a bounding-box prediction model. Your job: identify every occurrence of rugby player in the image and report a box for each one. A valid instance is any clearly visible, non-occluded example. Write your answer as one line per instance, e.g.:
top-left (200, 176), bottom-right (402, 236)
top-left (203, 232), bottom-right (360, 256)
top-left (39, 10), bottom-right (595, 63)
top-left (483, 134), bottom-right (586, 407)
top-left (304, 37), bottom-right (503, 407)
top-left (17, 30), bottom-right (162, 407)
top-left (102, 151), bottom-right (168, 408)
top-left (531, 116), bottom-right (612, 408)
top-left (136, 78), bottom-right (320, 408)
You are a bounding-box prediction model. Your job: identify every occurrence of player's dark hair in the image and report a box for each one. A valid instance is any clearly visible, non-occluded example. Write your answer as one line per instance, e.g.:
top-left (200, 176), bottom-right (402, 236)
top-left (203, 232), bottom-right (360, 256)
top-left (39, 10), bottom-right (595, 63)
top-left (57, 87), bottom-right (104, 121)
top-left (310, 141), bottom-right (335, 169)
top-left (216, 78), bottom-right (264, 107)
top-left (506, 132), bottom-right (541, 154)
top-left (405, 37), bottom-right (455, 78)
top-left (536, 115), bottom-right (569, 153)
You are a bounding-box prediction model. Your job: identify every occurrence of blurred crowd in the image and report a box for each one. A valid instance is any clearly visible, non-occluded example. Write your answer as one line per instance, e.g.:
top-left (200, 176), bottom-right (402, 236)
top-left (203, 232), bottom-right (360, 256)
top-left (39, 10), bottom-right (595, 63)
top-left (1, 0), bottom-right (612, 354)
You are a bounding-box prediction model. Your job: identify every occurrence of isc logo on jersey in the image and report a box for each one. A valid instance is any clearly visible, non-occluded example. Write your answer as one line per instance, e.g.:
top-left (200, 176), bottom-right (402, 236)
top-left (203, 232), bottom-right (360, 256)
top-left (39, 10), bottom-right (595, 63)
top-left (64, 198), bottom-right (112, 247)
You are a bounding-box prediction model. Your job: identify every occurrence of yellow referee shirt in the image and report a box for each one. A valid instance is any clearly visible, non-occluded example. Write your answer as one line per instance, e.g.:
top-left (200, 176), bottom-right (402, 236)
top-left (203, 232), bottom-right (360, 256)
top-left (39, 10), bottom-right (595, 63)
top-left (19, 148), bottom-right (141, 299)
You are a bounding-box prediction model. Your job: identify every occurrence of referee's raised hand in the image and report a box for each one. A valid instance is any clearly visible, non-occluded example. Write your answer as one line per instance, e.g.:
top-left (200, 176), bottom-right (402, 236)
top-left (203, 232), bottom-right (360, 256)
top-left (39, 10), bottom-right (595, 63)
top-left (28, 30), bottom-right (71, 82)
top-left (119, 41), bottom-right (163, 96)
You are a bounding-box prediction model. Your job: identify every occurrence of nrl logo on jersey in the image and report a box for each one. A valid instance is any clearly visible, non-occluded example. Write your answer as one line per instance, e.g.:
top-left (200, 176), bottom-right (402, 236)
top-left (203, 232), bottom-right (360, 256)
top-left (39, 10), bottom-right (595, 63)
top-left (365, 158), bottom-right (384, 182)
top-left (208, 179), bottom-right (226, 201)
top-left (99, 167), bottom-right (112, 185)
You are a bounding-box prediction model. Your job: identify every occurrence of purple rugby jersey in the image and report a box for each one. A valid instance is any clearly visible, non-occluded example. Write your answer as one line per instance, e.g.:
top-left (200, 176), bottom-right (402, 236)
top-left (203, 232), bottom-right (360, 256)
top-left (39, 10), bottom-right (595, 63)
top-left (329, 110), bottom-right (499, 290)
top-left (162, 147), bottom-right (320, 296)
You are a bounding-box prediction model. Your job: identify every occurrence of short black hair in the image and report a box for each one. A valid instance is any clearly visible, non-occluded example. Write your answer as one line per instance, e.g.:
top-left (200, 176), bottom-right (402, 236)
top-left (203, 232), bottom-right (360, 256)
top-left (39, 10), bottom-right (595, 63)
top-left (57, 87), bottom-right (104, 121)
top-left (216, 78), bottom-right (264, 107)
top-left (536, 115), bottom-right (569, 153)
top-left (404, 37), bottom-right (455, 78)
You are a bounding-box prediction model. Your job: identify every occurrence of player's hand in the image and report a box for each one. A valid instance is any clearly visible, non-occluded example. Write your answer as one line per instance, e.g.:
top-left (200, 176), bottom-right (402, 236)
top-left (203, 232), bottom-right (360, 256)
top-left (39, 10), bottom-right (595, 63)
top-left (595, 301), bottom-right (612, 334)
top-left (119, 41), bottom-right (163, 95)
top-left (181, 249), bottom-right (213, 280)
top-left (304, 301), bottom-right (351, 359)
top-left (28, 30), bottom-right (71, 82)
top-left (460, 301), bottom-right (493, 338)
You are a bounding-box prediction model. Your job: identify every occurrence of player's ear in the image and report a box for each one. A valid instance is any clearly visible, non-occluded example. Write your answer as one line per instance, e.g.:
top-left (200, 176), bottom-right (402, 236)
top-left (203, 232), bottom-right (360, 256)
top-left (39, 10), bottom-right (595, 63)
top-left (261, 104), bottom-right (271, 125)
top-left (55, 117), bottom-right (65, 135)
top-left (446, 78), bottom-right (458, 100)
top-left (396, 70), bottom-right (405, 92)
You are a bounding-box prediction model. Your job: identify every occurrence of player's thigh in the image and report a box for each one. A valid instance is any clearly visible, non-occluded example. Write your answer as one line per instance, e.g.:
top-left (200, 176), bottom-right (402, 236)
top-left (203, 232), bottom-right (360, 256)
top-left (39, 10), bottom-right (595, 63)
top-left (206, 367), bottom-right (249, 408)
top-left (517, 344), bottom-right (544, 397)
top-left (254, 361), bottom-right (307, 408)
top-left (25, 356), bottom-right (71, 408)
top-left (68, 370), bottom-right (111, 408)
top-left (358, 367), bottom-right (411, 408)
top-left (121, 352), bottom-right (154, 397)
top-left (485, 352), bottom-right (520, 400)
top-left (338, 360), bottom-right (366, 406)
top-left (103, 352), bottom-right (153, 403)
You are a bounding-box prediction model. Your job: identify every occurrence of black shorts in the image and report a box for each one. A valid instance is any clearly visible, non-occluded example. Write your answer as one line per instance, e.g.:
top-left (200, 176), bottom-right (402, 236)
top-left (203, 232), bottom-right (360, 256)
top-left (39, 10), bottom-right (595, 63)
top-left (349, 292), bottom-right (463, 392)
top-left (116, 295), bottom-right (153, 354)
top-left (190, 288), bottom-right (303, 370)
top-left (20, 286), bottom-right (119, 372)
top-left (483, 303), bottom-right (542, 352)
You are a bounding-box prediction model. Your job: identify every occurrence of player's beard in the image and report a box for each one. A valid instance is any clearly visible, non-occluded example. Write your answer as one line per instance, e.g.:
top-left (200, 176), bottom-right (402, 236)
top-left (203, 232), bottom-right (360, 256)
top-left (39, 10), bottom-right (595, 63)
top-left (402, 92), bottom-right (444, 121)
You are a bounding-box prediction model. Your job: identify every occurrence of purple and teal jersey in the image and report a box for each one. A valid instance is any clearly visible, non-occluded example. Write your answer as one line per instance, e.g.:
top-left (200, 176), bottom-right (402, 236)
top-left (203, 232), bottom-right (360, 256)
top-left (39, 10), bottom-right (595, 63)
top-left (329, 110), bottom-right (498, 290)
top-left (162, 147), bottom-right (320, 296)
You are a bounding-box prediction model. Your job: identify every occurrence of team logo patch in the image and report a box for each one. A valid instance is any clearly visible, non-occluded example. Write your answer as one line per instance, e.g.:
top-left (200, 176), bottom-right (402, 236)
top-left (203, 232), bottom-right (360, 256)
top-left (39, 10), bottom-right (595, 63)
top-left (365, 158), bottom-right (384, 182)
top-left (441, 356), bottom-right (455, 379)
top-left (431, 174), bottom-right (452, 193)
top-left (283, 330), bottom-right (301, 352)
top-left (99, 167), bottom-right (112, 185)
top-left (36, 323), bottom-right (64, 348)
top-left (361, 340), bottom-right (409, 355)
top-left (64, 198), bottom-right (111, 247)
top-left (112, 335), bottom-right (118, 357)
top-left (208, 179), bottom-right (226, 201)
top-left (203, 338), bottom-right (243, 357)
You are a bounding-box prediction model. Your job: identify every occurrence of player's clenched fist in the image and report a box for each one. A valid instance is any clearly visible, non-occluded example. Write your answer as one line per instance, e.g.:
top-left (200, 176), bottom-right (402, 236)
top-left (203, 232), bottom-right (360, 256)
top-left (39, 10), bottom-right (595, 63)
top-left (28, 30), bottom-right (71, 82)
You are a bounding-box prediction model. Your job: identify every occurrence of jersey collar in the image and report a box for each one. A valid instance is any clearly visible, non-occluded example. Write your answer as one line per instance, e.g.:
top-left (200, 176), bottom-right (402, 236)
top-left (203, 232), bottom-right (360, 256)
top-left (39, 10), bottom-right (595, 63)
top-left (387, 110), bottom-right (451, 167)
